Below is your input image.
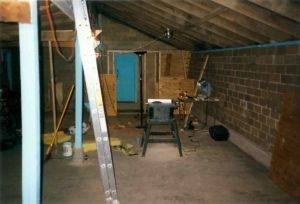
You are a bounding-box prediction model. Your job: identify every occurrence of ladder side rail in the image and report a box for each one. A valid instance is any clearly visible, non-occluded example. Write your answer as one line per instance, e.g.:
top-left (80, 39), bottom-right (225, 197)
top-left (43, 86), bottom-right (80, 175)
top-left (72, 0), bottom-right (118, 203)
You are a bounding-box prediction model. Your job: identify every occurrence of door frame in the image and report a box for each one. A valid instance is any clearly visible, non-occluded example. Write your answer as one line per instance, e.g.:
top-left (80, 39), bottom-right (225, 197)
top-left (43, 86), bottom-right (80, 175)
top-left (114, 52), bottom-right (139, 103)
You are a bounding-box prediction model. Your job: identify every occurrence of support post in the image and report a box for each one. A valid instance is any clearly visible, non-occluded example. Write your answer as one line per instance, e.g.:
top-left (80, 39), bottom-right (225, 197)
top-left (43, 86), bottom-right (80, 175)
top-left (135, 51), bottom-right (146, 129)
top-left (19, 0), bottom-right (41, 203)
top-left (73, 38), bottom-right (83, 161)
top-left (48, 41), bottom-right (57, 140)
top-left (6, 51), bottom-right (13, 91)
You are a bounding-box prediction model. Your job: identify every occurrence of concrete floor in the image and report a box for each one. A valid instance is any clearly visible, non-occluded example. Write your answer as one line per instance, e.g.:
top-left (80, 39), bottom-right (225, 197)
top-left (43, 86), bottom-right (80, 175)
top-left (0, 115), bottom-right (298, 203)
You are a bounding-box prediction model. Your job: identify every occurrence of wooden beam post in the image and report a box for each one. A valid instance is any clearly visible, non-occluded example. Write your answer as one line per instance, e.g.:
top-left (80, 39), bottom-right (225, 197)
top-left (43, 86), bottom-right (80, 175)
top-left (0, 0), bottom-right (31, 23)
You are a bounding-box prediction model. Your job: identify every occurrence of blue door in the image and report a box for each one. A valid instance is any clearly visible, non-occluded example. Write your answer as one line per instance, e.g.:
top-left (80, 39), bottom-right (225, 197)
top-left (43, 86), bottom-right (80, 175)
top-left (115, 53), bottom-right (138, 102)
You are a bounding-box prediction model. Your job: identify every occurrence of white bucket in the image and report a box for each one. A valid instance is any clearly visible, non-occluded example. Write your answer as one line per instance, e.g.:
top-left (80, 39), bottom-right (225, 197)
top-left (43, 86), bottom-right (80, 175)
top-left (62, 142), bottom-right (72, 157)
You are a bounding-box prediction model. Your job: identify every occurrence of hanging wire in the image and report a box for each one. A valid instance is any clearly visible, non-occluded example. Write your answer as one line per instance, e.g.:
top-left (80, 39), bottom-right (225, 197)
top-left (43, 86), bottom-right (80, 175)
top-left (128, 34), bottom-right (165, 52)
top-left (45, 0), bottom-right (75, 63)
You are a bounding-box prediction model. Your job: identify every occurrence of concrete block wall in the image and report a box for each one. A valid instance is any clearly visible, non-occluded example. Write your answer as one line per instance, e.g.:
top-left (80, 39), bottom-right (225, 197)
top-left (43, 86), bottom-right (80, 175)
top-left (42, 47), bottom-right (75, 111)
top-left (101, 16), bottom-right (176, 51)
top-left (188, 45), bottom-right (300, 153)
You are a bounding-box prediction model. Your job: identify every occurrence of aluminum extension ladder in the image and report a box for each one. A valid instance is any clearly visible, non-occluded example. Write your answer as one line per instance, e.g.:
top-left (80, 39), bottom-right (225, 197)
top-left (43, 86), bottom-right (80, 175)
top-left (72, 0), bottom-right (119, 203)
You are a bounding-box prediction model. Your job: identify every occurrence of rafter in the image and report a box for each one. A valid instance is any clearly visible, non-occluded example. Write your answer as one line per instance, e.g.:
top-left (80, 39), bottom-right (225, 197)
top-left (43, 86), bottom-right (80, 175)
top-left (50, 0), bottom-right (74, 20)
top-left (210, 0), bottom-right (300, 38)
top-left (97, 4), bottom-right (197, 50)
top-left (186, 0), bottom-right (293, 41)
top-left (41, 30), bottom-right (75, 41)
top-left (160, 0), bottom-right (268, 43)
top-left (115, 1), bottom-right (233, 47)
top-left (141, 0), bottom-right (247, 46)
top-left (248, 0), bottom-right (300, 23)
top-left (198, 7), bottom-right (227, 25)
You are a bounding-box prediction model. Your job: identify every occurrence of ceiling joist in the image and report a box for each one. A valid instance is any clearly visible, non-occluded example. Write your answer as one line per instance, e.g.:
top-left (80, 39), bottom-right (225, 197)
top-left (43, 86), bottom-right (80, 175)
top-left (248, 0), bottom-right (300, 23)
top-left (1, 0), bottom-right (300, 50)
top-left (210, 0), bottom-right (300, 38)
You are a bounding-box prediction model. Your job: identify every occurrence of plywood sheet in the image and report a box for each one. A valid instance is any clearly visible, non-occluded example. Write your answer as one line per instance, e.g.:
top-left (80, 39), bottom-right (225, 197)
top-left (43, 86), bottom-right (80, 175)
top-left (160, 51), bottom-right (191, 78)
top-left (159, 77), bottom-right (195, 99)
top-left (100, 74), bottom-right (117, 116)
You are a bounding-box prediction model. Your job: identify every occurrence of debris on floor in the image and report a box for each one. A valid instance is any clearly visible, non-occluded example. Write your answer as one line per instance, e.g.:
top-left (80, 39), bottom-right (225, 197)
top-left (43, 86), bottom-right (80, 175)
top-left (120, 143), bottom-right (138, 156)
top-left (110, 137), bottom-right (122, 146)
top-left (111, 138), bottom-right (138, 156)
top-left (83, 141), bottom-right (96, 153)
top-left (43, 131), bottom-right (71, 145)
top-left (109, 124), bottom-right (127, 129)
top-left (68, 122), bottom-right (90, 135)
top-left (83, 137), bottom-right (138, 156)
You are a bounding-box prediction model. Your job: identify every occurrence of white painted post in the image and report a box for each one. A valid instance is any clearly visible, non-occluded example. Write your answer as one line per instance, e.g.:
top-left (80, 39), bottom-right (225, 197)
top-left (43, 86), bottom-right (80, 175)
top-left (19, 0), bottom-right (41, 203)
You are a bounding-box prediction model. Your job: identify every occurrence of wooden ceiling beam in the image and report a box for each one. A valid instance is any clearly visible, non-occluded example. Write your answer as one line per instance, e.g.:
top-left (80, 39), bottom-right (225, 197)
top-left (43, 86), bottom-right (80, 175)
top-left (160, 0), bottom-right (268, 43)
top-left (138, 1), bottom-right (239, 46)
top-left (41, 30), bottom-right (75, 41)
top-left (197, 7), bottom-right (228, 24)
top-left (97, 5), bottom-right (196, 50)
top-left (50, 0), bottom-right (74, 21)
top-left (210, 0), bottom-right (300, 38)
top-left (186, 0), bottom-right (293, 41)
top-left (248, 0), bottom-right (300, 23)
top-left (106, 2), bottom-right (219, 48)
top-left (0, 0), bottom-right (31, 23)
top-left (141, 0), bottom-right (241, 46)
top-left (44, 41), bottom-right (74, 47)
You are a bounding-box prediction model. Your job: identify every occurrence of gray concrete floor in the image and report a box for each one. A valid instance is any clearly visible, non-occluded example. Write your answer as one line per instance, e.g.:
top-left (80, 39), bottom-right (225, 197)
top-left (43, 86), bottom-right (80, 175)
top-left (0, 115), bottom-right (298, 203)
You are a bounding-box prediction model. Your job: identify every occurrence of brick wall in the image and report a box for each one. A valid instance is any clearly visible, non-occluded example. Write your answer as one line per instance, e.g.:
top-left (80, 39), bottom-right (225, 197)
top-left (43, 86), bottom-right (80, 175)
top-left (188, 45), bottom-right (300, 153)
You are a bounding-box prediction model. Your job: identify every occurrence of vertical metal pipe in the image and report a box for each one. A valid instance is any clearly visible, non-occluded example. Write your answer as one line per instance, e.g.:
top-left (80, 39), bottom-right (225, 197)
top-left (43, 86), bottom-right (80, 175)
top-left (6, 51), bottom-right (13, 91)
top-left (75, 38), bottom-right (83, 149)
top-left (139, 54), bottom-right (144, 127)
top-left (19, 0), bottom-right (40, 203)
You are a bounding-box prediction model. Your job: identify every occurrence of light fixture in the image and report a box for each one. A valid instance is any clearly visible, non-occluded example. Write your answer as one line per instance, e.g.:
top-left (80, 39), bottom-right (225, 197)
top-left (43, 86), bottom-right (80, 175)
top-left (164, 28), bottom-right (174, 39)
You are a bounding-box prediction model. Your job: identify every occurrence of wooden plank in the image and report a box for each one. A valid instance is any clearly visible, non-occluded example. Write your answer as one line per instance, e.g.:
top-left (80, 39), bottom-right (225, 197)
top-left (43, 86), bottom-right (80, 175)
top-left (0, 0), bottom-right (30, 23)
top-left (100, 74), bottom-right (117, 116)
top-left (159, 0), bottom-right (268, 43)
top-left (97, 4), bottom-right (195, 50)
top-left (139, 0), bottom-right (241, 46)
top-left (211, 0), bottom-right (300, 38)
top-left (42, 41), bottom-right (74, 47)
top-left (159, 77), bottom-right (195, 99)
top-left (198, 7), bottom-right (227, 24)
top-left (186, 0), bottom-right (293, 41)
top-left (146, 53), bottom-right (157, 99)
top-left (164, 54), bottom-right (172, 76)
top-left (113, 1), bottom-right (220, 47)
top-left (101, 2), bottom-right (203, 47)
top-left (41, 30), bottom-right (75, 41)
top-left (248, 0), bottom-right (300, 23)
top-left (51, 0), bottom-right (74, 21)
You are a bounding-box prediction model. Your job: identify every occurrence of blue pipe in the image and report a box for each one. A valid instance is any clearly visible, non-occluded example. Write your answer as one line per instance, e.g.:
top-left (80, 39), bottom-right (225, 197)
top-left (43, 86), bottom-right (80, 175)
top-left (197, 40), bottom-right (300, 54)
top-left (75, 38), bottom-right (83, 149)
top-left (19, 0), bottom-right (40, 203)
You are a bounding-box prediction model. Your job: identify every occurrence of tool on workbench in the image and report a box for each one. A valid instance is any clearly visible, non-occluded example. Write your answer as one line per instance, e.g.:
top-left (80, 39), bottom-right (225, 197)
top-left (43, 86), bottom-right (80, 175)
top-left (183, 55), bottom-right (209, 128)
